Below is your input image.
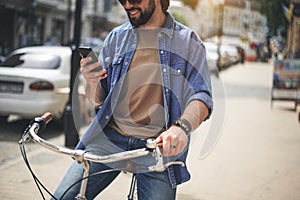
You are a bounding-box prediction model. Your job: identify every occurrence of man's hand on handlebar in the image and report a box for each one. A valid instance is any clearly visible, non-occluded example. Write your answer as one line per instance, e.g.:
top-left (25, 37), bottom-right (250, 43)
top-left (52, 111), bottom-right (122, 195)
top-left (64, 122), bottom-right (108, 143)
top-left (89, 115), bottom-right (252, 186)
top-left (155, 126), bottom-right (188, 157)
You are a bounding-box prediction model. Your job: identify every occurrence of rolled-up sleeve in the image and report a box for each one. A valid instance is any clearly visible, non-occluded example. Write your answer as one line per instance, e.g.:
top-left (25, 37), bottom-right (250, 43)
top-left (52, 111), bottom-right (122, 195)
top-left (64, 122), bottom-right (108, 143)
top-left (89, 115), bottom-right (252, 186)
top-left (185, 36), bottom-right (213, 119)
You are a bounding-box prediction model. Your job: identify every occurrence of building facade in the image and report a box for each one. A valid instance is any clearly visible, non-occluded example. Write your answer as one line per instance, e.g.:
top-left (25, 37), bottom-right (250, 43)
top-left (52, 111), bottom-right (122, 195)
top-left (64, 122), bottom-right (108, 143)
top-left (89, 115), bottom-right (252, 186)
top-left (222, 0), bottom-right (267, 60)
top-left (0, 0), bottom-right (125, 57)
top-left (0, 0), bottom-right (267, 61)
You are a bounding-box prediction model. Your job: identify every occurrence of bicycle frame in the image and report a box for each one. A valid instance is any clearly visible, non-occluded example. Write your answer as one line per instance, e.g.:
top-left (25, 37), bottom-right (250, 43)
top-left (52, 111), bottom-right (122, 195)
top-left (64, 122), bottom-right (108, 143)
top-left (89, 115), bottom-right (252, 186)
top-left (19, 113), bottom-right (184, 200)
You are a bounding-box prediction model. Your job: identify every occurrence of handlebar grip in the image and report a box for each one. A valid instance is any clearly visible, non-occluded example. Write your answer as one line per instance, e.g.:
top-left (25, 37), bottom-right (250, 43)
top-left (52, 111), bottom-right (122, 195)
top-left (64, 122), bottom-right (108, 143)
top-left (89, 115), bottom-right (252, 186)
top-left (32, 112), bottom-right (53, 133)
top-left (41, 112), bottom-right (53, 125)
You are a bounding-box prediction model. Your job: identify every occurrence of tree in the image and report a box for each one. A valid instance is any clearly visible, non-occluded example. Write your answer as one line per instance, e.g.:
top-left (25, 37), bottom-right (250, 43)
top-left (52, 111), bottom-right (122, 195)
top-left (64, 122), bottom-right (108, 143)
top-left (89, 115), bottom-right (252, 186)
top-left (172, 12), bottom-right (189, 26)
top-left (248, 0), bottom-right (290, 38)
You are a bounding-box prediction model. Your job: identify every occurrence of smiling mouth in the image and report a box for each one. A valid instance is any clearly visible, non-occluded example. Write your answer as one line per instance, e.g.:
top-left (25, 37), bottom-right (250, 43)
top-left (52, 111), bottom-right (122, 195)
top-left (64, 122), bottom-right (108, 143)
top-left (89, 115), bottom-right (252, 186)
top-left (127, 9), bottom-right (140, 17)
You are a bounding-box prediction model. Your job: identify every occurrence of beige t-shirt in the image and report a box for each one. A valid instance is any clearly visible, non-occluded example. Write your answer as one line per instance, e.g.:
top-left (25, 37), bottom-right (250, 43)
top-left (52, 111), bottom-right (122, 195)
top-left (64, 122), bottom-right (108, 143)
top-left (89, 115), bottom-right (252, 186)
top-left (109, 29), bottom-right (165, 139)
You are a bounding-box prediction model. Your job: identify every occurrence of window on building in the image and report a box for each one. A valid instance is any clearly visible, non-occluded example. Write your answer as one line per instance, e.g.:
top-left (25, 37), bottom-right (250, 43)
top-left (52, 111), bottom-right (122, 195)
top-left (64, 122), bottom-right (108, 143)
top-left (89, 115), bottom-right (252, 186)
top-left (104, 0), bottom-right (111, 13)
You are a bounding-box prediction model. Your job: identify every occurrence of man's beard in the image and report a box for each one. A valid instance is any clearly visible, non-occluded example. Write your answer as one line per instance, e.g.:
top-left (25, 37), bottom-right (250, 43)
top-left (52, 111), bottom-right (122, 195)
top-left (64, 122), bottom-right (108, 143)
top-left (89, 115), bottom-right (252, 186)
top-left (127, 0), bottom-right (155, 27)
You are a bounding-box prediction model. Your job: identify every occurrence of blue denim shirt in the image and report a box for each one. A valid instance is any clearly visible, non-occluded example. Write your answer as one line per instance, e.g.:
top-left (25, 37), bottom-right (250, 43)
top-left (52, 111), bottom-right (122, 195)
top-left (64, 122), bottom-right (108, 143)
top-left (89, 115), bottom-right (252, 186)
top-left (76, 13), bottom-right (213, 188)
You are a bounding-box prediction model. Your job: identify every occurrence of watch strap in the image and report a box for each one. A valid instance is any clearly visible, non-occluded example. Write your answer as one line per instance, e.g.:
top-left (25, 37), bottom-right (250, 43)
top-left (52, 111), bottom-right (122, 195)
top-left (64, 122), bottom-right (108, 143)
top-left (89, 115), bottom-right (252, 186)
top-left (173, 118), bottom-right (192, 135)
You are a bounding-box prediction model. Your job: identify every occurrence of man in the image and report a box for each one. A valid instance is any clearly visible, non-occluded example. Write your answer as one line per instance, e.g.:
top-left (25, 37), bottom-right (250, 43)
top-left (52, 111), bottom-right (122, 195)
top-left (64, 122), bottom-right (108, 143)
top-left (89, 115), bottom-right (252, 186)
top-left (53, 0), bottom-right (212, 199)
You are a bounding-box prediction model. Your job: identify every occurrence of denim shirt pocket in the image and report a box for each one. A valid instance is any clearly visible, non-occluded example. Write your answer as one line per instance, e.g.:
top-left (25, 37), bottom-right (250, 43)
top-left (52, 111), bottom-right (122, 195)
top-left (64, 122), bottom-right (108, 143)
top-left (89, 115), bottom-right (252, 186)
top-left (109, 55), bottom-right (125, 89)
top-left (169, 53), bottom-right (186, 76)
top-left (170, 59), bottom-right (186, 78)
top-left (169, 59), bottom-right (188, 113)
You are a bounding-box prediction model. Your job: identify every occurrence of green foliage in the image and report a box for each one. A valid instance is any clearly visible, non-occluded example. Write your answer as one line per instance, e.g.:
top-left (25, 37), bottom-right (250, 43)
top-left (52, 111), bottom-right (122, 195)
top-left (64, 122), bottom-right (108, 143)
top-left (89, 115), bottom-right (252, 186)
top-left (181, 0), bottom-right (199, 10)
top-left (248, 0), bottom-right (290, 38)
top-left (172, 12), bottom-right (189, 26)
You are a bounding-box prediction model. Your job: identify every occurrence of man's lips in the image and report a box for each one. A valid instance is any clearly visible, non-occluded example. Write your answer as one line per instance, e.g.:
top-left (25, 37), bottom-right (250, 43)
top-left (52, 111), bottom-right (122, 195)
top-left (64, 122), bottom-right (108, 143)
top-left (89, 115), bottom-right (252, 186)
top-left (127, 8), bottom-right (140, 17)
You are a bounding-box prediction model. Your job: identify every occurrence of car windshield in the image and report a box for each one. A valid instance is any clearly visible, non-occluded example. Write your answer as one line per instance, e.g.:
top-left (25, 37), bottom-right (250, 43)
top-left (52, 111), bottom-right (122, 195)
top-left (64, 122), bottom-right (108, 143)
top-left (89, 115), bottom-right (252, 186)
top-left (0, 53), bottom-right (61, 69)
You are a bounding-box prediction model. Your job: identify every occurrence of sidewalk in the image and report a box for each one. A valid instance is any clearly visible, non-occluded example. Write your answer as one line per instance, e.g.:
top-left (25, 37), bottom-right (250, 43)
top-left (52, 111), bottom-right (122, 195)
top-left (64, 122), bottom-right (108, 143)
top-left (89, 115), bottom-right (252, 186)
top-left (1, 62), bottom-right (300, 200)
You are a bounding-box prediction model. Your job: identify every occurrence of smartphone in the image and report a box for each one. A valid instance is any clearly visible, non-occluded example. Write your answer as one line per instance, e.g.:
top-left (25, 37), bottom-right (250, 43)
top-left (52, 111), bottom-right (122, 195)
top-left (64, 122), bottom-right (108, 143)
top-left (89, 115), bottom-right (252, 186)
top-left (78, 47), bottom-right (102, 72)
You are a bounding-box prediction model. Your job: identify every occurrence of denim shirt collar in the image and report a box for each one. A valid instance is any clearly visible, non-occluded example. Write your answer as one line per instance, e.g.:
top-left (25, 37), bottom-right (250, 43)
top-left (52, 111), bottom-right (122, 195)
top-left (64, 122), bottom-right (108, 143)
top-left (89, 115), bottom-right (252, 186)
top-left (160, 13), bottom-right (174, 38)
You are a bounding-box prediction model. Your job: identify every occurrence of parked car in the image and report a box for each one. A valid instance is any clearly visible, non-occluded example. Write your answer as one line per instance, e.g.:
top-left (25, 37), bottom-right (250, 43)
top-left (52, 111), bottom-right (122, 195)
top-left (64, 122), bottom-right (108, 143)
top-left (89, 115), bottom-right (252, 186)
top-left (219, 44), bottom-right (241, 69)
top-left (0, 46), bottom-right (72, 123)
top-left (204, 42), bottom-right (220, 77)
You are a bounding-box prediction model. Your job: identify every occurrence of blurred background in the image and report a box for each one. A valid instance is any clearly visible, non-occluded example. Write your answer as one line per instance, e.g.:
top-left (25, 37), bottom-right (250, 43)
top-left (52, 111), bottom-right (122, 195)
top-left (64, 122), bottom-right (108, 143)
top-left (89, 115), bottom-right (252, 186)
top-left (0, 0), bottom-right (295, 61)
top-left (0, 0), bottom-right (299, 199)
top-left (0, 0), bottom-right (298, 125)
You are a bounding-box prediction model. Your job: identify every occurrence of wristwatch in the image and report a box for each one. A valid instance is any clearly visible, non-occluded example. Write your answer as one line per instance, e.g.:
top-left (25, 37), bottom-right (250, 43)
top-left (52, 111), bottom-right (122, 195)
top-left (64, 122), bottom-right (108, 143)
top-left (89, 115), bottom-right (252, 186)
top-left (173, 118), bottom-right (192, 135)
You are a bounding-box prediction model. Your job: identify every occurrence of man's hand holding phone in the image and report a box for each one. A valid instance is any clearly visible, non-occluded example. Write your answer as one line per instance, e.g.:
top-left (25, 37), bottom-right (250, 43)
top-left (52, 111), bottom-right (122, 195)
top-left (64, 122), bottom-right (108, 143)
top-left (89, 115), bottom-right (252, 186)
top-left (79, 47), bottom-right (107, 85)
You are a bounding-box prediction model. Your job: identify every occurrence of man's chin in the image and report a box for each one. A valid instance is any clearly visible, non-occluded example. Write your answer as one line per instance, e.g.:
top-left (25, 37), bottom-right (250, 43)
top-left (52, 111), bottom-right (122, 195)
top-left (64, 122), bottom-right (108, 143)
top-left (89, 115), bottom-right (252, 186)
top-left (129, 18), bottom-right (140, 27)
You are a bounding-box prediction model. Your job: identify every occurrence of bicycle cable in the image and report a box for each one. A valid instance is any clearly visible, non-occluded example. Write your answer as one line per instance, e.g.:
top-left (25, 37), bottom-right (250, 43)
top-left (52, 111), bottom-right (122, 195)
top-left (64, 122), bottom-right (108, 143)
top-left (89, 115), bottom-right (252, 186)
top-left (19, 130), bottom-right (56, 200)
top-left (59, 168), bottom-right (123, 200)
top-left (19, 130), bottom-right (125, 200)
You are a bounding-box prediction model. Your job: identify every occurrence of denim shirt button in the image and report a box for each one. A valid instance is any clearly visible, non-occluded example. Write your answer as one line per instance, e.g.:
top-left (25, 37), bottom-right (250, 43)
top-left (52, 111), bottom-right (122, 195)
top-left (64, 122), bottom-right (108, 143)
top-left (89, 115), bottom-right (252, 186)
top-left (125, 62), bottom-right (129, 65)
top-left (177, 69), bottom-right (182, 74)
top-left (163, 68), bottom-right (167, 73)
top-left (105, 115), bottom-right (109, 120)
top-left (160, 50), bottom-right (164, 54)
top-left (165, 88), bottom-right (169, 93)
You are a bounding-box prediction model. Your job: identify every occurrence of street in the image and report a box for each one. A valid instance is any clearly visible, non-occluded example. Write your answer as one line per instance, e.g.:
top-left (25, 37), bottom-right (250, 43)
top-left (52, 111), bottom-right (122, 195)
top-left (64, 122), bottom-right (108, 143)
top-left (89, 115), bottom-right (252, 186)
top-left (0, 61), bottom-right (299, 200)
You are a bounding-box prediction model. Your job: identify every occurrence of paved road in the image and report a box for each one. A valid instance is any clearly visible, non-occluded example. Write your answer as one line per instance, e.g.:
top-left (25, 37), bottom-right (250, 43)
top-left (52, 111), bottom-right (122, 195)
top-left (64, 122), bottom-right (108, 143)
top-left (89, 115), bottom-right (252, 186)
top-left (0, 61), bottom-right (299, 200)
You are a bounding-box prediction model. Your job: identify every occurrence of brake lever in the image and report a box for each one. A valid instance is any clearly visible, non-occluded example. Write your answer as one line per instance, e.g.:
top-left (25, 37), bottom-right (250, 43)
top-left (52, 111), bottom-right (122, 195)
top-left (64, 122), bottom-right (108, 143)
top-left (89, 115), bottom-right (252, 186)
top-left (146, 139), bottom-right (185, 172)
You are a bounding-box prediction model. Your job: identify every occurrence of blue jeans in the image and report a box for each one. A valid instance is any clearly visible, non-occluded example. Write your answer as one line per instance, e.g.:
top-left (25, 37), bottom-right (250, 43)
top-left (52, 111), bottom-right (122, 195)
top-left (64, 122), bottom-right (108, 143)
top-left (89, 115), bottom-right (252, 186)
top-left (51, 127), bottom-right (176, 200)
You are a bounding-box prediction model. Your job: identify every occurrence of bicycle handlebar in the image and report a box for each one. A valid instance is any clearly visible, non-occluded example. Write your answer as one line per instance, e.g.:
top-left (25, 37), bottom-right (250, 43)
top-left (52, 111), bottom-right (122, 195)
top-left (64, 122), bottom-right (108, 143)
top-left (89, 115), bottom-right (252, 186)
top-left (20, 113), bottom-right (184, 172)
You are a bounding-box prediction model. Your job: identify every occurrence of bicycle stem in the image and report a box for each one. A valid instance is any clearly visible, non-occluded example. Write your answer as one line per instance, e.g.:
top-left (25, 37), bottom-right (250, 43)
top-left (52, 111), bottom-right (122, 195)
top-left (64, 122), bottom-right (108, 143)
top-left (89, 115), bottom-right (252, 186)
top-left (75, 160), bottom-right (89, 200)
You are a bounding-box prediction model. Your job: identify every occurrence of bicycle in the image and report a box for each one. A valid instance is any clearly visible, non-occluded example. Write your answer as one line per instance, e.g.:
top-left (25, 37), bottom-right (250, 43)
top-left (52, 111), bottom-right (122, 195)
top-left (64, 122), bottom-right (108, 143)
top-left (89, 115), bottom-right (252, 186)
top-left (19, 113), bottom-right (184, 200)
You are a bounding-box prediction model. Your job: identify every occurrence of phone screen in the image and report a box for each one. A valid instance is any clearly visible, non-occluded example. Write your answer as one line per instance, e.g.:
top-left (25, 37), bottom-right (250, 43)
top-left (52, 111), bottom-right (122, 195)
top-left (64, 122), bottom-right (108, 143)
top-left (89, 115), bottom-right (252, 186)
top-left (79, 47), bottom-right (102, 72)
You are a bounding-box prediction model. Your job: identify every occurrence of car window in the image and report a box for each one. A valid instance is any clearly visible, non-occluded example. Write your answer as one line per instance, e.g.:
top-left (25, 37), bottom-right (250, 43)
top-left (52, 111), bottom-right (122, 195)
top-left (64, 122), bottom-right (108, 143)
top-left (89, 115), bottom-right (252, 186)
top-left (0, 53), bottom-right (61, 69)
